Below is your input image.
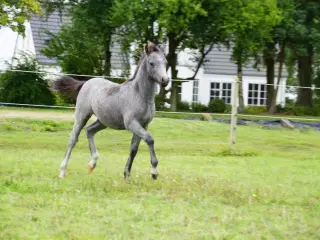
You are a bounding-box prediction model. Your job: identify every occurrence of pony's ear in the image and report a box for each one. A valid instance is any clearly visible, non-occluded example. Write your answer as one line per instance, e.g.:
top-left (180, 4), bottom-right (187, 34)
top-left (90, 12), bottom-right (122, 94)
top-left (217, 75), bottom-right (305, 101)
top-left (145, 41), bottom-right (158, 55)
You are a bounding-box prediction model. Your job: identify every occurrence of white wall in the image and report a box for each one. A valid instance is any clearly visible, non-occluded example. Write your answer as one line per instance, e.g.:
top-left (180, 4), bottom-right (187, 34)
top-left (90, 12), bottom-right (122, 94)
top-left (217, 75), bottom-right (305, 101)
top-left (0, 22), bottom-right (35, 70)
top-left (180, 70), bottom-right (287, 107)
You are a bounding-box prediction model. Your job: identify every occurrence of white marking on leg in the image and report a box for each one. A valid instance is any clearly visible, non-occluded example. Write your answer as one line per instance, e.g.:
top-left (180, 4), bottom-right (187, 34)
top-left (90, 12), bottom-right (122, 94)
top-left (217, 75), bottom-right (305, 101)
top-left (151, 167), bottom-right (158, 175)
top-left (88, 152), bottom-right (98, 168)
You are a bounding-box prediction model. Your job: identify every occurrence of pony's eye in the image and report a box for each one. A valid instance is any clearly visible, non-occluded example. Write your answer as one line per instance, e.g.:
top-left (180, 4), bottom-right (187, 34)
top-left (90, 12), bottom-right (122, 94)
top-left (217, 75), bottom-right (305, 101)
top-left (149, 62), bottom-right (155, 67)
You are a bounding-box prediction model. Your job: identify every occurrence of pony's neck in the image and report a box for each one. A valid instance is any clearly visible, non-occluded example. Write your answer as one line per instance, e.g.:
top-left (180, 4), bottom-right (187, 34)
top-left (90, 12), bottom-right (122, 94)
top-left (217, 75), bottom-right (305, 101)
top-left (133, 57), bottom-right (157, 103)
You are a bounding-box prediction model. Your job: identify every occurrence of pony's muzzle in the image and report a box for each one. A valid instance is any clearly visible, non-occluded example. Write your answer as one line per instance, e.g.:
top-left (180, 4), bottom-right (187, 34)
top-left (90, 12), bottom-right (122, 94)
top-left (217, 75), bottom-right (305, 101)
top-left (161, 77), bottom-right (169, 87)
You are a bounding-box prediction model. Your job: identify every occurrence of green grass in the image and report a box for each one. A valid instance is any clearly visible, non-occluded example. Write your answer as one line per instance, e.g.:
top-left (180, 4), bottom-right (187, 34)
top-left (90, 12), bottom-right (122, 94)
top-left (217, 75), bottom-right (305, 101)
top-left (2, 105), bottom-right (320, 122)
top-left (1, 116), bottom-right (320, 239)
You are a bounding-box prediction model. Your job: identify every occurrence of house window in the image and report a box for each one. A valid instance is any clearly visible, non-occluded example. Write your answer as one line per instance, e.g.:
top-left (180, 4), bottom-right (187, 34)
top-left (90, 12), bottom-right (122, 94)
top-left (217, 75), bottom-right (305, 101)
top-left (177, 83), bottom-right (182, 101)
top-left (210, 82), bottom-right (232, 104)
top-left (192, 80), bottom-right (199, 102)
top-left (248, 83), bottom-right (267, 106)
top-left (44, 38), bottom-right (51, 45)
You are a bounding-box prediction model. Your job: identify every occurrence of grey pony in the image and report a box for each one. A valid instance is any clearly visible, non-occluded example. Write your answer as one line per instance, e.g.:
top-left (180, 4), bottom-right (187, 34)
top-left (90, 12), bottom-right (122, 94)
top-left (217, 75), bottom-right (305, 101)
top-left (54, 42), bottom-right (169, 180)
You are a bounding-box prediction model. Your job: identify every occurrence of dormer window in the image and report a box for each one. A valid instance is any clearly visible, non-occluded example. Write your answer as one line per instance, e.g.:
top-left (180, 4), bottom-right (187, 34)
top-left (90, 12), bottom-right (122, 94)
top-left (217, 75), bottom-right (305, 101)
top-left (44, 37), bottom-right (51, 45)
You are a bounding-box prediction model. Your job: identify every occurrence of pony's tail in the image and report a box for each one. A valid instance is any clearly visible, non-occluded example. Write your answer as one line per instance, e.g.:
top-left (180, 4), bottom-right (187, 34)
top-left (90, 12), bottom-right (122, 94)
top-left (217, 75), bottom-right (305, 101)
top-left (53, 76), bottom-right (85, 100)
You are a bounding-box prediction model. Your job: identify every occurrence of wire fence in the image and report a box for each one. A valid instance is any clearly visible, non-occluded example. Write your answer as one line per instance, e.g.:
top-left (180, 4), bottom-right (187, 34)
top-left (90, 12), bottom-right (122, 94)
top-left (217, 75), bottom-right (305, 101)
top-left (1, 68), bottom-right (320, 89)
top-left (0, 69), bottom-right (319, 152)
top-left (0, 69), bottom-right (194, 82)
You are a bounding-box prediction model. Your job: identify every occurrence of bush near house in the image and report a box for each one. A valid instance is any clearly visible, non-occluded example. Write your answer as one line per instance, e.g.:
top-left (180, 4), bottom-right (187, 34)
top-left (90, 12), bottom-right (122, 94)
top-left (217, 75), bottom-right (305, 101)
top-left (155, 95), bottom-right (166, 111)
top-left (191, 102), bottom-right (208, 112)
top-left (244, 106), bottom-right (267, 115)
top-left (276, 97), bottom-right (320, 116)
top-left (224, 104), bottom-right (232, 114)
top-left (0, 53), bottom-right (56, 105)
top-left (177, 101), bottom-right (191, 112)
top-left (208, 99), bottom-right (226, 113)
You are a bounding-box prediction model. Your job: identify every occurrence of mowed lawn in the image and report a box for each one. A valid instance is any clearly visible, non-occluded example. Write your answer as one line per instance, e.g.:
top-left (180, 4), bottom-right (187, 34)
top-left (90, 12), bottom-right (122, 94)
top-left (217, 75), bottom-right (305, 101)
top-left (0, 115), bottom-right (320, 239)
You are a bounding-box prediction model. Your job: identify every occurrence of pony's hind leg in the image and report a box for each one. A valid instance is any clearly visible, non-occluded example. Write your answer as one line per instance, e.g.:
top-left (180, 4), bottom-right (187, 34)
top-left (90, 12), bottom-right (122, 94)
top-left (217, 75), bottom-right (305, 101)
top-left (59, 115), bottom-right (91, 178)
top-left (85, 120), bottom-right (106, 173)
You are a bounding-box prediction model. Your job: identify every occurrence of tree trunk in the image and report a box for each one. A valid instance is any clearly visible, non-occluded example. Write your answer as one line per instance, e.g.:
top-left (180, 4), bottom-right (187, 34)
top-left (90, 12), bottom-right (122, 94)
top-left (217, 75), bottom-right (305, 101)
top-left (237, 60), bottom-right (245, 113)
top-left (297, 45), bottom-right (313, 107)
top-left (167, 35), bottom-right (179, 112)
top-left (104, 33), bottom-right (112, 76)
top-left (264, 43), bottom-right (275, 110)
top-left (268, 43), bottom-right (285, 114)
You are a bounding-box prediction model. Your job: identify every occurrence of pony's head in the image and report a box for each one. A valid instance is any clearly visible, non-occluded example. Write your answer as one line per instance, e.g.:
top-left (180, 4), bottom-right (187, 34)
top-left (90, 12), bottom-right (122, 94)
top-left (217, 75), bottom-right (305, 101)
top-left (144, 42), bottom-right (169, 87)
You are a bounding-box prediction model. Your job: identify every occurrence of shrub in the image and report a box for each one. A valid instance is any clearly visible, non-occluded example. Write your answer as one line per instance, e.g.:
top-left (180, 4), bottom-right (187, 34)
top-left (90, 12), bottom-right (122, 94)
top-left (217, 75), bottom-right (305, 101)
top-left (191, 102), bottom-right (208, 112)
top-left (244, 106), bottom-right (267, 115)
top-left (155, 94), bottom-right (166, 110)
top-left (293, 105), bottom-right (314, 116)
top-left (276, 104), bottom-right (284, 113)
top-left (0, 53), bottom-right (56, 105)
top-left (208, 99), bottom-right (226, 113)
top-left (177, 101), bottom-right (190, 112)
top-left (224, 104), bottom-right (232, 113)
top-left (53, 93), bottom-right (75, 107)
top-left (313, 104), bottom-right (320, 116)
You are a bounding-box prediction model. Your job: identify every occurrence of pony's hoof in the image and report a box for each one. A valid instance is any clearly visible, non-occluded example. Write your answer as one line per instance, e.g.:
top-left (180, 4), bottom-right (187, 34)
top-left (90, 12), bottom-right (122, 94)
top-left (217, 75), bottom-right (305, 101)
top-left (88, 162), bottom-right (96, 173)
top-left (151, 167), bottom-right (158, 180)
top-left (124, 171), bottom-right (130, 179)
top-left (59, 170), bottom-right (66, 178)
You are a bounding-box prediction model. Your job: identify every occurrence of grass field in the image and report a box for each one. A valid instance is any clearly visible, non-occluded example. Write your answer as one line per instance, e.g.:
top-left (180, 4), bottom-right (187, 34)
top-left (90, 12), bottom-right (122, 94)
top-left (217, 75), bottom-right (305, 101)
top-left (0, 113), bottom-right (320, 239)
top-left (1, 106), bottom-right (320, 122)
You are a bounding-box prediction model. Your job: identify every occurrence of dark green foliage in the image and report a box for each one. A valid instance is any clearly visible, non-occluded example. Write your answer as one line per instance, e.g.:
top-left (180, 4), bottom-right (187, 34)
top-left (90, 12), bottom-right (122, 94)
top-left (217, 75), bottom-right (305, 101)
top-left (191, 102), bottom-right (208, 112)
top-left (224, 104), bottom-right (232, 114)
top-left (42, 0), bottom-right (119, 77)
top-left (53, 92), bottom-right (74, 107)
top-left (244, 106), bottom-right (267, 115)
top-left (293, 105), bottom-right (314, 116)
top-left (313, 104), bottom-right (320, 116)
top-left (276, 98), bottom-right (295, 114)
top-left (155, 95), bottom-right (166, 111)
top-left (208, 99), bottom-right (226, 113)
top-left (276, 98), bottom-right (320, 116)
top-left (177, 101), bottom-right (190, 112)
top-left (110, 77), bottom-right (126, 84)
top-left (0, 53), bottom-right (56, 105)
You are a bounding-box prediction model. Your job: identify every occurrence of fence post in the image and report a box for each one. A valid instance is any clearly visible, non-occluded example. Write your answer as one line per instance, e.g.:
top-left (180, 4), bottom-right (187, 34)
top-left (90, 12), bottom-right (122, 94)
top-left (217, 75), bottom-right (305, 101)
top-left (229, 76), bottom-right (239, 152)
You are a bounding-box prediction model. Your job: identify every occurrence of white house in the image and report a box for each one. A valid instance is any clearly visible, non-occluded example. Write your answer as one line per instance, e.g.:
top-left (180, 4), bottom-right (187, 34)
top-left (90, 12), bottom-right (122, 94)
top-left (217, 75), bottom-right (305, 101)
top-left (0, 9), bottom-right (288, 107)
top-left (175, 46), bottom-right (288, 107)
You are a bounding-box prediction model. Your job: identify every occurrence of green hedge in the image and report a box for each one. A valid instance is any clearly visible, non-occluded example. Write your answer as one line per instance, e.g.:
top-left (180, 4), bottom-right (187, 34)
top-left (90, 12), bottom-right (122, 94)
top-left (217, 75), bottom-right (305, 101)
top-left (0, 53), bottom-right (56, 105)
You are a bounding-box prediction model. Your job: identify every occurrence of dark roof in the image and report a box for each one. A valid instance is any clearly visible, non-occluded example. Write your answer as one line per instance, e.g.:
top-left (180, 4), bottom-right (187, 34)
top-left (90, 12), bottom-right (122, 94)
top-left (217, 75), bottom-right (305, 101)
top-left (203, 45), bottom-right (288, 78)
top-left (30, 10), bottom-right (71, 65)
top-left (29, 10), bottom-right (127, 70)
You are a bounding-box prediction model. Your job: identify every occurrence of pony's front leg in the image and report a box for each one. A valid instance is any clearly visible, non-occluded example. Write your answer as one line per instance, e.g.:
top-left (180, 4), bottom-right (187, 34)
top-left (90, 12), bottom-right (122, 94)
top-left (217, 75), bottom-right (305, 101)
top-left (126, 120), bottom-right (158, 180)
top-left (124, 134), bottom-right (142, 180)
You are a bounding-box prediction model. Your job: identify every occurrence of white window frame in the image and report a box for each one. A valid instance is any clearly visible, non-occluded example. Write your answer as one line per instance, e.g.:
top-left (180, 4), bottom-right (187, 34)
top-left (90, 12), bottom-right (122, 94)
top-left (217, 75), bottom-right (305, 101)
top-left (248, 83), bottom-right (267, 106)
top-left (192, 80), bottom-right (199, 103)
top-left (210, 82), bottom-right (232, 104)
top-left (177, 83), bottom-right (182, 101)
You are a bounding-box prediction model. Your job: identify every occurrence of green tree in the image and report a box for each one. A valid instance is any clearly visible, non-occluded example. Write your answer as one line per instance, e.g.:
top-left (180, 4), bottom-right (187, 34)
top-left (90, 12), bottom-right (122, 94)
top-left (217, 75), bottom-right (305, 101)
top-left (263, 0), bottom-right (295, 114)
top-left (314, 50), bottom-right (320, 101)
top-left (0, 0), bottom-right (42, 34)
top-left (42, 0), bottom-right (117, 77)
top-left (287, 0), bottom-right (320, 107)
top-left (112, 0), bottom-right (225, 111)
top-left (219, 0), bottom-right (281, 113)
top-left (41, 9), bottom-right (105, 77)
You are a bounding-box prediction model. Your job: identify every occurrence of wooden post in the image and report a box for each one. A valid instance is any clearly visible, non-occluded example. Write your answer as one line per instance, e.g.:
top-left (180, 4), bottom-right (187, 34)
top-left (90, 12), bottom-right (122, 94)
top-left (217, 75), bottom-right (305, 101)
top-left (229, 77), bottom-right (239, 152)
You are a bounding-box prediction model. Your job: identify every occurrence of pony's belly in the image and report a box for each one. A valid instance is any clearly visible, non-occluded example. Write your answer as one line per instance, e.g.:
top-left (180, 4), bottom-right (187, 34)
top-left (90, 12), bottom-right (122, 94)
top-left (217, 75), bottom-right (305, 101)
top-left (93, 106), bottom-right (126, 129)
top-left (97, 113), bottom-right (126, 129)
